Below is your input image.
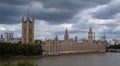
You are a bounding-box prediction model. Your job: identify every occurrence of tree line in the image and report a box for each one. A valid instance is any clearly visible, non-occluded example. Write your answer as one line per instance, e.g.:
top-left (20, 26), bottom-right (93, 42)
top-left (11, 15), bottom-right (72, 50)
top-left (0, 42), bottom-right (43, 57)
top-left (107, 44), bottom-right (120, 49)
top-left (2, 60), bottom-right (37, 66)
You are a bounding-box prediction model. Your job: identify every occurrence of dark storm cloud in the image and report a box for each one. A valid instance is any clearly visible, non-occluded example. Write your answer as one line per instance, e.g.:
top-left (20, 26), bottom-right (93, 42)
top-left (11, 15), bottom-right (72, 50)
top-left (37, 0), bottom-right (111, 24)
top-left (0, 1), bottom-right (28, 24)
top-left (31, 10), bottom-right (77, 24)
top-left (0, 0), bottom-right (111, 24)
top-left (93, 0), bottom-right (120, 19)
top-left (0, 0), bottom-right (32, 5)
top-left (40, 0), bottom-right (111, 9)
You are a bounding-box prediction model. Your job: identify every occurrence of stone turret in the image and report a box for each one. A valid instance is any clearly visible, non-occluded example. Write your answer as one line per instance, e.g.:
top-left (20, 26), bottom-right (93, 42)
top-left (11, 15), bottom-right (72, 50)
top-left (54, 35), bottom-right (59, 54)
top-left (64, 28), bottom-right (69, 43)
top-left (88, 27), bottom-right (93, 44)
top-left (54, 35), bottom-right (58, 41)
top-left (22, 16), bottom-right (34, 44)
top-left (54, 35), bottom-right (59, 44)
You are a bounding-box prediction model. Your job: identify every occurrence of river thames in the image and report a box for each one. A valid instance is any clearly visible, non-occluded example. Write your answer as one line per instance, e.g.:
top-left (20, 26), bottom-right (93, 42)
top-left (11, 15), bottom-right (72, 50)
top-left (0, 53), bottom-right (120, 66)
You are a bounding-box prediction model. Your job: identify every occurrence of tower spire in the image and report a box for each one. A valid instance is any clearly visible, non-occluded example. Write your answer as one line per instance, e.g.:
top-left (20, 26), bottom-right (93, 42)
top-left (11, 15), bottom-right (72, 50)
top-left (94, 32), bottom-right (95, 41)
top-left (64, 27), bottom-right (69, 43)
top-left (65, 27), bottom-right (68, 34)
top-left (54, 35), bottom-right (58, 41)
top-left (89, 26), bottom-right (92, 32)
top-left (27, 8), bottom-right (30, 20)
top-left (27, 8), bottom-right (29, 17)
top-left (22, 16), bottom-right (24, 22)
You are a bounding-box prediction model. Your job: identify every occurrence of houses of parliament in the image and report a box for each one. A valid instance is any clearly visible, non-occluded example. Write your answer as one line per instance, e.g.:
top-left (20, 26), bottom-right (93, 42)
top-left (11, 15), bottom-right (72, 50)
top-left (22, 16), bottom-right (107, 55)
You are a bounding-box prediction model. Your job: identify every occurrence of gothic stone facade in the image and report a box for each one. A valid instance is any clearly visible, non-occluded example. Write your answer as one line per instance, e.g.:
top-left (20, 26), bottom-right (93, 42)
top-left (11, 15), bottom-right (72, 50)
top-left (42, 28), bottom-right (107, 55)
top-left (22, 16), bottom-right (34, 44)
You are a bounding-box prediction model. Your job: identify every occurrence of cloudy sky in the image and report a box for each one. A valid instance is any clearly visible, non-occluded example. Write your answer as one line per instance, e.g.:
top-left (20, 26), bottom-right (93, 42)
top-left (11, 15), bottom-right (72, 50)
top-left (0, 0), bottom-right (120, 40)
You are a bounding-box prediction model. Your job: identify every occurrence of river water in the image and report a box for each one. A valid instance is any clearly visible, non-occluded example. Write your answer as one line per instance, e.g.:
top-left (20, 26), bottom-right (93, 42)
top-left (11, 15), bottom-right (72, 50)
top-left (0, 53), bottom-right (120, 66)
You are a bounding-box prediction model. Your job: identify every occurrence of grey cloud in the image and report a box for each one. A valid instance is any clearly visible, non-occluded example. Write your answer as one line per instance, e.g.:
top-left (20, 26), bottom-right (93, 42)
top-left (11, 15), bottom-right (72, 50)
top-left (0, 3), bottom-right (27, 24)
top-left (93, 0), bottom-right (120, 19)
top-left (53, 29), bottom-right (88, 35)
top-left (40, 0), bottom-right (111, 9)
top-left (0, 0), bottom-right (111, 24)
top-left (31, 10), bottom-right (77, 24)
top-left (0, 0), bottom-right (33, 5)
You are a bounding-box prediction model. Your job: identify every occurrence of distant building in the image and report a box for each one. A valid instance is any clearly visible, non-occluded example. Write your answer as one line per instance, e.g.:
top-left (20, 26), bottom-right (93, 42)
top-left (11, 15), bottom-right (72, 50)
top-left (75, 36), bottom-right (78, 42)
top-left (0, 34), bottom-right (4, 42)
top-left (4, 32), bottom-right (13, 43)
top-left (108, 39), bottom-right (120, 45)
top-left (0, 33), bottom-right (21, 43)
top-left (22, 16), bottom-right (34, 44)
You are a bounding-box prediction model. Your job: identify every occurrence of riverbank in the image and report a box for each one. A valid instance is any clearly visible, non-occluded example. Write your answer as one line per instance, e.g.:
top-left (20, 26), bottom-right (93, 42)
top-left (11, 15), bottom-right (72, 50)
top-left (106, 49), bottom-right (120, 53)
top-left (0, 55), bottom-right (43, 63)
top-left (0, 51), bottom-right (106, 62)
top-left (35, 51), bottom-right (105, 57)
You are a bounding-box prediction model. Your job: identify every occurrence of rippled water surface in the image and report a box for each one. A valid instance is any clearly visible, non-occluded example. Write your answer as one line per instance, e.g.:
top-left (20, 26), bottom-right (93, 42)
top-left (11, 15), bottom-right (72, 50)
top-left (0, 53), bottom-right (120, 66)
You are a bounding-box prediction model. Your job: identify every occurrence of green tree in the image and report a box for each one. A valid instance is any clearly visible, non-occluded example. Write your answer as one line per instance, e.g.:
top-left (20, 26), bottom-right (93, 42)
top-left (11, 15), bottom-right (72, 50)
top-left (2, 61), bottom-right (37, 66)
top-left (0, 42), bottom-right (43, 57)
